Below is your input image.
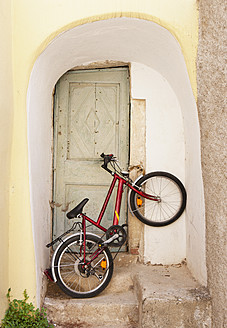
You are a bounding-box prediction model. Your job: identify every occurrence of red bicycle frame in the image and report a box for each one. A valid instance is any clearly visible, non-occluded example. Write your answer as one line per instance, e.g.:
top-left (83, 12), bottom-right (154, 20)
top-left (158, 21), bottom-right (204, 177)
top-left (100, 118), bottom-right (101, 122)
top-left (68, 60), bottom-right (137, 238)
top-left (80, 171), bottom-right (159, 235)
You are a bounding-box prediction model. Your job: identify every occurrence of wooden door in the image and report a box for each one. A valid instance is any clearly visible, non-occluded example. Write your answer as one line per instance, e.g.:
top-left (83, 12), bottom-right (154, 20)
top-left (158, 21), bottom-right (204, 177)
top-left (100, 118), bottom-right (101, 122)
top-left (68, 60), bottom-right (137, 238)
top-left (53, 68), bottom-right (130, 238)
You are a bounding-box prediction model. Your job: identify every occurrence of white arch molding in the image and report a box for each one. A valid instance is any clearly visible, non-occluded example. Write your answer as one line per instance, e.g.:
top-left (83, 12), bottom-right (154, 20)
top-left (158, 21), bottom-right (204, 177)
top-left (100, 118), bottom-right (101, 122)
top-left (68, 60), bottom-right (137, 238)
top-left (27, 18), bottom-right (206, 305)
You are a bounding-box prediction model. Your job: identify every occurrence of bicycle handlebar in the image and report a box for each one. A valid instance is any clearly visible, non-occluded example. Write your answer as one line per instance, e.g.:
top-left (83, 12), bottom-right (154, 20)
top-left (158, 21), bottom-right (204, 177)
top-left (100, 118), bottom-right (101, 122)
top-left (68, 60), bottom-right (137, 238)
top-left (100, 153), bottom-right (115, 174)
top-left (100, 153), bottom-right (114, 165)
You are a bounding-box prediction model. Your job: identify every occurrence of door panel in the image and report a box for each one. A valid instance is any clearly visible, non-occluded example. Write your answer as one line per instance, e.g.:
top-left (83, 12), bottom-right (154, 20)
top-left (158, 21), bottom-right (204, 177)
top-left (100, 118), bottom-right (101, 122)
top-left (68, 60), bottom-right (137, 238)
top-left (67, 82), bottom-right (119, 159)
top-left (53, 68), bottom-right (129, 238)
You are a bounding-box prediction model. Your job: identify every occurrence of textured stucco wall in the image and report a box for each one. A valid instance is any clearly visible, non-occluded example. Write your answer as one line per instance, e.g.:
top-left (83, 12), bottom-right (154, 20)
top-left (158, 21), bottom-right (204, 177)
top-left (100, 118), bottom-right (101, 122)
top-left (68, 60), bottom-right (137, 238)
top-left (0, 0), bottom-right (13, 318)
top-left (6, 0), bottom-right (198, 308)
top-left (197, 1), bottom-right (227, 327)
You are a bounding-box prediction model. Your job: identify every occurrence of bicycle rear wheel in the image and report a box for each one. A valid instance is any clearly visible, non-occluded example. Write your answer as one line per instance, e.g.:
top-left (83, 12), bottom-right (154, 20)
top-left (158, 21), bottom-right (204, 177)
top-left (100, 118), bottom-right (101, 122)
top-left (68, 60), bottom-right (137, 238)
top-left (54, 233), bottom-right (113, 298)
top-left (130, 172), bottom-right (186, 226)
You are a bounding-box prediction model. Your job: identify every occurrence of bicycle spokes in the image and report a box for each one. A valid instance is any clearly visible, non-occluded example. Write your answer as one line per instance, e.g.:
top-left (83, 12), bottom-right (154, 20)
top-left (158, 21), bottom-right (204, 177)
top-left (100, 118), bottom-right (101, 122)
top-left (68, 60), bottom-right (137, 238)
top-left (54, 234), bottom-right (113, 297)
top-left (130, 172), bottom-right (186, 226)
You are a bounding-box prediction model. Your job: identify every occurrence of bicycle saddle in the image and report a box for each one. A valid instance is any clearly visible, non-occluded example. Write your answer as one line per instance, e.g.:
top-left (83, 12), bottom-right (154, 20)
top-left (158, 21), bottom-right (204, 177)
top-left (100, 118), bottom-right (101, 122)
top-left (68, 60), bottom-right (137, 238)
top-left (67, 198), bottom-right (89, 219)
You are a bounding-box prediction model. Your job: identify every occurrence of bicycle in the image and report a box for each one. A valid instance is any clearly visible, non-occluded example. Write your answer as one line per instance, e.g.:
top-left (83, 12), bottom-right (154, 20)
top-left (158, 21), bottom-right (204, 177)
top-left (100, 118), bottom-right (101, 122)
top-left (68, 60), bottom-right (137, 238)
top-left (45, 153), bottom-right (187, 298)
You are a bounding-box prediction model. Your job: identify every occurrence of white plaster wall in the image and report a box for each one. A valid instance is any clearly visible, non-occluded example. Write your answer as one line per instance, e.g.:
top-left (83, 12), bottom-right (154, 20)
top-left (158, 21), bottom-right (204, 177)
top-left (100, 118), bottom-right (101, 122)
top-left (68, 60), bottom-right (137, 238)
top-left (27, 18), bottom-right (206, 304)
top-left (131, 63), bottom-right (186, 263)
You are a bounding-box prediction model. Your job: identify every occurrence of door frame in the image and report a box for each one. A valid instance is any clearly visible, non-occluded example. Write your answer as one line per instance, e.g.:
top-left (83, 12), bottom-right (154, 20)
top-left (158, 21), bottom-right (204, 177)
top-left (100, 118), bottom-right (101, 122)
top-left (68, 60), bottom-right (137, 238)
top-left (51, 64), bottom-right (134, 248)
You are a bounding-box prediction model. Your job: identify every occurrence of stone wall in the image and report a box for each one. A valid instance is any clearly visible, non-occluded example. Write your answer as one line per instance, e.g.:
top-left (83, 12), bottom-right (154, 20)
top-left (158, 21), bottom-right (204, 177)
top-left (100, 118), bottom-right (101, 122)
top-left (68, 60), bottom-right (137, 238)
top-left (197, 1), bottom-right (227, 326)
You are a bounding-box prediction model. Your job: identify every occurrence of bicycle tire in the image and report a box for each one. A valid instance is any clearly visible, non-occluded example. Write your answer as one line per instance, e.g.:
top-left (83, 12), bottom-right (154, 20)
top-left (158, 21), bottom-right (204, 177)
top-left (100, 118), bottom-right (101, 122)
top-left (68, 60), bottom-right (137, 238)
top-left (54, 233), bottom-right (113, 298)
top-left (130, 171), bottom-right (187, 226)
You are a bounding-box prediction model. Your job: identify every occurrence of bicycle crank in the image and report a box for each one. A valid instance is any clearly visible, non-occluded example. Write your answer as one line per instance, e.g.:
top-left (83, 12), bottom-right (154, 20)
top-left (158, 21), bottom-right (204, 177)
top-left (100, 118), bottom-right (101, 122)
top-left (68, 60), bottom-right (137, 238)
top-left (105, 225), bottom-right (127, 247)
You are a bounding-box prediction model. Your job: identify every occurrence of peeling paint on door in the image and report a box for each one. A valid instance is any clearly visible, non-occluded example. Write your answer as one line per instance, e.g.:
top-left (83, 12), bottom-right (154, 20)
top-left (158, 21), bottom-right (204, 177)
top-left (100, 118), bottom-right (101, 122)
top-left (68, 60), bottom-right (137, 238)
top-left (53, 67), bottom-right (130, 238)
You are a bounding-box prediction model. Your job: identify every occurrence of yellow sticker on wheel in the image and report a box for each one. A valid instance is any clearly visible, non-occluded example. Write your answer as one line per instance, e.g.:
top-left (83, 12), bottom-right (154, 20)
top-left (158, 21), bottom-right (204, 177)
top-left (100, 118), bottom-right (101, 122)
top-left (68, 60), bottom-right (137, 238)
top-left (101, 259), bottom-right (107, 270)
top-left (137, 197), bottom-right (143, 207)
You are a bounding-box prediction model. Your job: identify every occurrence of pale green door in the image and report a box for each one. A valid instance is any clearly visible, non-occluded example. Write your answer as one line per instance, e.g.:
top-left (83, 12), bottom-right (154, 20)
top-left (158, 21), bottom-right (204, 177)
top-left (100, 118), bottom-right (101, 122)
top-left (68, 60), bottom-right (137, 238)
top-left (53, 68), bottom-right (130, 238)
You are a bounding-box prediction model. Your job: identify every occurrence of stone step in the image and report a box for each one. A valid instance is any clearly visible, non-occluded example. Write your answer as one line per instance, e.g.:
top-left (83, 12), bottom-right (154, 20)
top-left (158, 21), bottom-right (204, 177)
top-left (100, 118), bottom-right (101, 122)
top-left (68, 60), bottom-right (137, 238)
top-left (44, 290), bottom-right (139, 328)
top-left (133, 264), bottom-right (212, 328)
top-left (44, 255), bottom-right (212, 328)
top-left (102, 266), bottom-right (134, 294)
top-left (44, 254), bottom-right (138, 327)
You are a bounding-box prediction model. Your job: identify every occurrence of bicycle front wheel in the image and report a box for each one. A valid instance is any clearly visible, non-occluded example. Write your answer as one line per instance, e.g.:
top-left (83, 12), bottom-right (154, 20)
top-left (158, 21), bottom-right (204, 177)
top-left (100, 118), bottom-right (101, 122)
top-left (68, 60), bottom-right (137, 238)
top-left (54, 234), bottom-right (113, 298)
top-left (130, 172), bottom-right (187, 226)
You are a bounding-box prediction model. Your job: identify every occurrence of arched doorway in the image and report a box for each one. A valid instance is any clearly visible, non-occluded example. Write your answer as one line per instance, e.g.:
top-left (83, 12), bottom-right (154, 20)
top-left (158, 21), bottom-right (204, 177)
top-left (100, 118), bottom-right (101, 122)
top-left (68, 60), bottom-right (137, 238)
top-left (27, 17), bottom-right (206, 305)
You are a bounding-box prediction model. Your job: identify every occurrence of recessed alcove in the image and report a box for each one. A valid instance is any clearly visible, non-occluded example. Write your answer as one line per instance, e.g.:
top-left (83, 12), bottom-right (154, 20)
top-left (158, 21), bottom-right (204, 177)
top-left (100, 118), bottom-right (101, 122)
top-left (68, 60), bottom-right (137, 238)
top-left (27, 17), bottom-right (206, 305)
